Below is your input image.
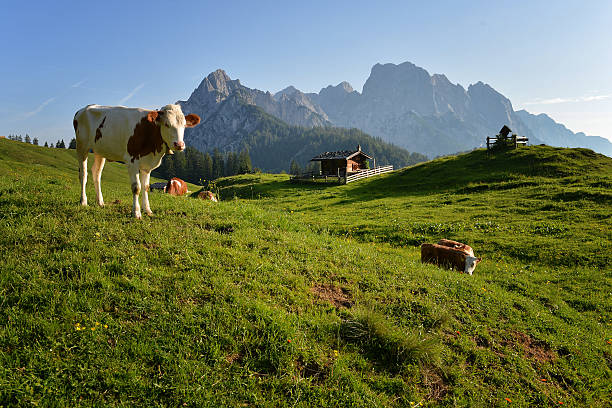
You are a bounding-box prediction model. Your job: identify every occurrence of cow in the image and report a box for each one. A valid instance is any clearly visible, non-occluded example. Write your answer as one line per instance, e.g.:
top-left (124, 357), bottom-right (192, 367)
top-left (165, 177), bottom-right (188, 196)
top-left (421, 243), bottom-right (481, 275)
top-left (437, 239), bottom-right (475, 257)
top-left (73, 104), bottom-right (200, 218)
top-left (197, 190), bottom-right (218, 202)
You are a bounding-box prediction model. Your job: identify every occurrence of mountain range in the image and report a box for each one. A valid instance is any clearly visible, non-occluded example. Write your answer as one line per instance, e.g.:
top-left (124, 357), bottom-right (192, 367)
top-left (178, 62), bottom-right (612, 161)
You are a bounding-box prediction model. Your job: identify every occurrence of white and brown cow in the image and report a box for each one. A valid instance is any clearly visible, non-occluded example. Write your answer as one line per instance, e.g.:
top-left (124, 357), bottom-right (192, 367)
top-left (421, 243), bottom-right (481, 275)
top-left (73, 104), bottom-right (200, 218)
top-left (165, 177), bottom-right (188, 196)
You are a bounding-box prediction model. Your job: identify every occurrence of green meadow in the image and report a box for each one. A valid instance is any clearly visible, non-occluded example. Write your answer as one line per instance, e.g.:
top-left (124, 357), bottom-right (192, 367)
top-left (0, 138), bottom-right (610, 407)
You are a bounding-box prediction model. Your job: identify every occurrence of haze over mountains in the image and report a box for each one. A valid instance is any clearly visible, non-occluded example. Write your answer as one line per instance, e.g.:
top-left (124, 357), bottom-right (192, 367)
top-left (179, 62), bottom-right (612, 159)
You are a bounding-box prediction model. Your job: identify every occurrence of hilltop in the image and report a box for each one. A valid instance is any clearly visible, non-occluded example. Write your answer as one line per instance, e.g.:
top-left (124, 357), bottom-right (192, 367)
top-left (0, 139), bottom-right (610, 407)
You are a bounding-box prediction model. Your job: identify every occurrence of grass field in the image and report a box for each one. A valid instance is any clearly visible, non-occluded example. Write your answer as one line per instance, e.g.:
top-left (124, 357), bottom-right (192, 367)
top-left (0, 138), bottom-right (610, 407)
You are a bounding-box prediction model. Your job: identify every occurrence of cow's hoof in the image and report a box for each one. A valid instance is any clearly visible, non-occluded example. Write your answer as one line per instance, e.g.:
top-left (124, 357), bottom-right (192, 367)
top-left (133, 212), bottom-right (142, 220)
top-left (80, 200), bottom-right (88, 206)
top-left (145, 210), bottom-right (153, 216)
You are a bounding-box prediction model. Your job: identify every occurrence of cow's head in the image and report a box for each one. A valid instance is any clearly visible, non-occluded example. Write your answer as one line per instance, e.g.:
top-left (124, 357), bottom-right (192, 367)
top-left (464, 256), bottom-right (482, 275)
top-left (147, 104), bottom-right (200, 152)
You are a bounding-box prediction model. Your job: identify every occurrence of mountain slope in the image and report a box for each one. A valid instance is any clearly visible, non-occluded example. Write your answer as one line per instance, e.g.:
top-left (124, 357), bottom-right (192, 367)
top-left (178, 81), bottom-right (427, 172)
top-left (516, 110), bottom-right (612, 156)
top-left (179, 63), bottom-right (612, 162)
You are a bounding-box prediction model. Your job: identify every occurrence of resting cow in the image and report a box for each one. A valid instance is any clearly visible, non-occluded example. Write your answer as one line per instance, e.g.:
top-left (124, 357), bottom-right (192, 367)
top-left (437, 239), bottom-right (475, 257)
top-left (73, 104), bottom-right (200, 218)
top-left (165, 177), bottom-right (188, 196)
top-left (197, 190), bottom-right (218, 202)
top-left (421, 243), bottom-right (481, 275)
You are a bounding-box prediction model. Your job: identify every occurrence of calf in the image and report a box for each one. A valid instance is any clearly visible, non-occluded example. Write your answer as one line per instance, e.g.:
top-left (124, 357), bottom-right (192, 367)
top-left (197, 190), bottom-right (218, 202)
top-left (437, 239), bottom-right (474, 257)
top-left (421, 243), bottom-right (481, 275)
top-left (73, 104), bottom-right (200, 218)
top-left (165, 177), bottom-right (188, 196)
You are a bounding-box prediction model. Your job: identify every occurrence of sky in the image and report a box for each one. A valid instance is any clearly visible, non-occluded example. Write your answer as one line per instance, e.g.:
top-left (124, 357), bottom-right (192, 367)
top-left (1, 0), bottom-right (611, 144)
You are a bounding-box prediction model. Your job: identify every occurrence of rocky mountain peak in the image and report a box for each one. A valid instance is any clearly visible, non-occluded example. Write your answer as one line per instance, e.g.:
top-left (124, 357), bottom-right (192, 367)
top-left (361, 61), bottom-right (435, 115)
top-left (274, 86), bottom-right (299, 100)
top-left (196, 69), bottom-right (240, 96)
top-left (337, 81), bottom-right (354, 93)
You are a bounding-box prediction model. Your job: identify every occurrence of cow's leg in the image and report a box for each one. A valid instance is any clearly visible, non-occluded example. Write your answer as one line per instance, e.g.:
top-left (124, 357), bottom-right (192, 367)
top-left (76, 147), bottom-right (88, 206)
top-left (92, 154), bottom-right (106, 206)
top-left (140, 169), bottom-right (153, 216)
top-left (128, 164), bottom-right (142, 219)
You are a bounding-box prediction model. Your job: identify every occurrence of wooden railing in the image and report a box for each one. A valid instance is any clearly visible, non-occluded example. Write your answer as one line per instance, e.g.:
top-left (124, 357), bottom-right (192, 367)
top-left (345, 165), bottom-right (394, 184)
top-left (486, 135), bottom-right (529, 150)
top-left (289, 172), bottom-right (343, 184)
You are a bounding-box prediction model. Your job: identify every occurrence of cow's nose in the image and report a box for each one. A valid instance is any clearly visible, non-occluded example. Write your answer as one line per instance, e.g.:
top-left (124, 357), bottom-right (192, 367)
top-left (173, 141), bottom-right (185, 151)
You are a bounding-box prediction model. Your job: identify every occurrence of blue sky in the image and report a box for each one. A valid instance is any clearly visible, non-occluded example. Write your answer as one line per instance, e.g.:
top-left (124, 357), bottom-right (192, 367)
top-left (1, 0), bottom-right (611, 144)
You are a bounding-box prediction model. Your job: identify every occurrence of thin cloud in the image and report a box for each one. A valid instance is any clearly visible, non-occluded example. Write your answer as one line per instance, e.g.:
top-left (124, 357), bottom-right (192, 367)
top-left (71, 79), bottom-right (87, 88)
top-left (118, 83), bottom-right (145, 105)
top-left (523, 94), bottom-right (612, 106)
top-left (21, 97), bottom-right (58, 119)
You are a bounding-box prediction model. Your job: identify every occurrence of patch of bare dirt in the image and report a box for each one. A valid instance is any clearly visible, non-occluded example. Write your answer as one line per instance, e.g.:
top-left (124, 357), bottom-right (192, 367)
top-left (295, 356), bottom-right (329, 383)
top-left (225, 353), bottom-right (242, 364)
top-left (507, 331), bottom-right (557, 363)
top-left (311, 284), bottom-right (352, 308)
top-left (421, 365), bottom-right (449, 401)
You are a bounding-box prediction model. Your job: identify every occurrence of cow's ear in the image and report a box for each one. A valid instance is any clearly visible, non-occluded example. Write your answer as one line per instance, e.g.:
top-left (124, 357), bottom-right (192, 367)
top-left (147, 111), bottom-right (159, 123)
top-left (476, 257), bottom-right (482, 263)
top-left (185, 114), bottom-right (201, 128)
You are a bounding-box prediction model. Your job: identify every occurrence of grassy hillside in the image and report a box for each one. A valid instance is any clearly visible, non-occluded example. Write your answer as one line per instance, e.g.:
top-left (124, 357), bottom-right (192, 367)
top-left (0, 139), bottom-right (610, 407)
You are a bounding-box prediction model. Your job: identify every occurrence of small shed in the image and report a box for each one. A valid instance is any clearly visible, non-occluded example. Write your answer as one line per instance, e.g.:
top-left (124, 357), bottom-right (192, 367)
top-left (310, 145), bottom-right (373, 177)
top-left (499, 125), bottom-right (512, 138)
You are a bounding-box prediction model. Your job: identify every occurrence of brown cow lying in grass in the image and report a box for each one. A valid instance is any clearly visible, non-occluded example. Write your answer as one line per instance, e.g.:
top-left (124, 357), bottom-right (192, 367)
top-left (421, 242), bottom-right (481, 275)
top-left (165, 177), bottom-right (188, 196)
top-left (437, 239), bottom-right (474, 257)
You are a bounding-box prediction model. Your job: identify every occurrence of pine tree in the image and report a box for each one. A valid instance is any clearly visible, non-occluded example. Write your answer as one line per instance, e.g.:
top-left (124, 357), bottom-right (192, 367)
top-left (224, 151), bottom-right (237, 177)
top-left (44, 141), bottom-right (49, 147)
top-left (238, 149), bottom-right (252, 174)
top-left (68, 138), bottom-right (77, 149)
top-left (203, 153), bottom-right (213, 181)
top-left (289, 159), bottom-right (301, 175)
top-left (33, 137), bottom-right (39, 146)
top-left (25, 134), bottom-right (31, 144)
top-left (49, 143), bottom-right (54, 148)
top-left (212, 148), bottom-right (224, 179)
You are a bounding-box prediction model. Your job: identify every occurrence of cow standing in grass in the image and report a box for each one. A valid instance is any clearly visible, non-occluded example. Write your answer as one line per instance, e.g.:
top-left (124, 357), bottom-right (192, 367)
top-left (73, 104), bottom-right (200, 218)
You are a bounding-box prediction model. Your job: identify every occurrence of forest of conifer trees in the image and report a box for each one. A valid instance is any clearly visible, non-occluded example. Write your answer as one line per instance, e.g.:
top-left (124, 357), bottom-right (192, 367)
top-left (153, 147), bottom-right (252, 185)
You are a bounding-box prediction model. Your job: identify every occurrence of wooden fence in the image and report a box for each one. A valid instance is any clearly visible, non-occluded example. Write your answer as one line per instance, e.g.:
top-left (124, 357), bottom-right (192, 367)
top-left (345, 165), bottom-right (394, 184)
top-left (486, 135), bottom-right (529, 150)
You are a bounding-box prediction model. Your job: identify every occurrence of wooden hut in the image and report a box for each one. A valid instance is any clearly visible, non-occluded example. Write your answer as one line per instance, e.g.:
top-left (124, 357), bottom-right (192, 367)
top-left (310, 145), bottom-right (373, 177)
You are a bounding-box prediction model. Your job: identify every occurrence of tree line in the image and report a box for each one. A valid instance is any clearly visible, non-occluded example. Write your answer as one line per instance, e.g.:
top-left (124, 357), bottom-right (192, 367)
top-left (5, 134), bottom-right (77, 149)
top-left (152, 147), bottom-right (252, 185)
